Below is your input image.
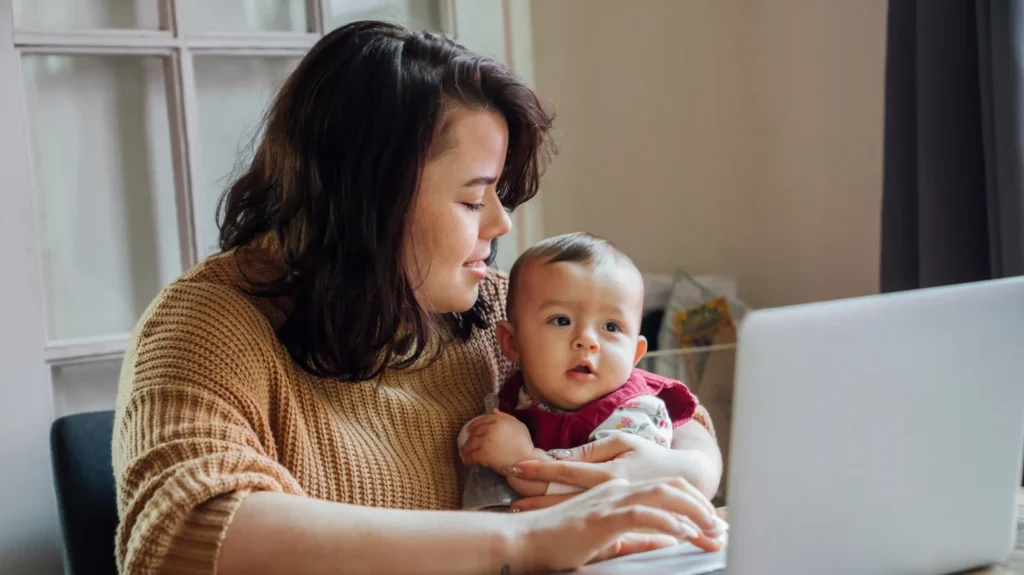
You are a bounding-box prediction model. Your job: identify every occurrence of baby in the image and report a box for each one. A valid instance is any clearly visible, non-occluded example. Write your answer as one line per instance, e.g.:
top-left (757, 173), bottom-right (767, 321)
top-left (458, 232), bottom-right (700, 497)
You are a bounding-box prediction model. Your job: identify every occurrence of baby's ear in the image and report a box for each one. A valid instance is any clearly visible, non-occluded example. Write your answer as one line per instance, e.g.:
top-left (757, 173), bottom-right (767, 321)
top-left (632, 335), bottom-right (649, 367)
top-left (496, 320), bottom-right (520, 363)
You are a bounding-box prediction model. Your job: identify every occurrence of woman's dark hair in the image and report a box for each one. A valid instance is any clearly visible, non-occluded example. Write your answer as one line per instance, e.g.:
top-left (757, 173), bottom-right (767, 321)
top-left (217, 21), bottom-right (554, 382)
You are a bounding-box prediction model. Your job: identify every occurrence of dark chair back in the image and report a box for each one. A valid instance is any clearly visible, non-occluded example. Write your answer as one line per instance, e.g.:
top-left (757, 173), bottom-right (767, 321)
top-left (50, 410), bottom-right (118, 575)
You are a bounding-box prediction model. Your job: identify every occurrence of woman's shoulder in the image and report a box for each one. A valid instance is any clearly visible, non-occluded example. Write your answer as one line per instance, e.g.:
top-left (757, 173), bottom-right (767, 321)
top-left (154, 253), bottom-right (277, 325)
top-left (125, 254), bottom-right (287, 383)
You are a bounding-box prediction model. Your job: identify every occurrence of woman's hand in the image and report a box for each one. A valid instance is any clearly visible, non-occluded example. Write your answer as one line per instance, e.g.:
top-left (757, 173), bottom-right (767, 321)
top-left (508, 476), bottom-right (727, 573)
top-left (507, 432), bottom-right (721, 511)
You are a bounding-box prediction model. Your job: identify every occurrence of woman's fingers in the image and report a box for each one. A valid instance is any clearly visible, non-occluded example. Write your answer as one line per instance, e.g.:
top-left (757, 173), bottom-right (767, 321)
top-left (621, 479), bottom-right (719, 532)
top-left (588, 496), bottom-right (726, 557)
top-left (675, 514), bottom-right (726, 552)
top-left (585, 476), bottom-right (722, 535)
top-left (507, 463), bottom-right (718, 531)
top-left (591, 532), bottom-right (681, 563)
top-left (614, 472), bottom-right (720, 527)
top-left (508, 493), bottom-right (576, 512)
top-left (508, 459), bottom-right (616, 489)
top-left (548, 433), bottom-right (638, 463)
top-left (599, 505), bottom-right (702, 543)
top-left (665, 474), bottom-right (717, 521)
top-left (686, 525), bottom-right (727, 552)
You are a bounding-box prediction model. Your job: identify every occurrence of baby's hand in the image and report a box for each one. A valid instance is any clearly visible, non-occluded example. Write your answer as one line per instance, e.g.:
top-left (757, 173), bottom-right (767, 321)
top-left (459, 409), bottom-right (535, 472)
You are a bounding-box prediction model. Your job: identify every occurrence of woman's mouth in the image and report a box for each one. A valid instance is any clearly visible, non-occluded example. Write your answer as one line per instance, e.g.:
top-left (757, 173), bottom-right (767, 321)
top-left (462, 258), bottom-right (488, 279)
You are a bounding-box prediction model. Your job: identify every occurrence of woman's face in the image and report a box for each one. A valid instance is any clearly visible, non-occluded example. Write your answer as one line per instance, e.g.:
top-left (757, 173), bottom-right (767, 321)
top-left (406, 107), bottom-right (513, 313)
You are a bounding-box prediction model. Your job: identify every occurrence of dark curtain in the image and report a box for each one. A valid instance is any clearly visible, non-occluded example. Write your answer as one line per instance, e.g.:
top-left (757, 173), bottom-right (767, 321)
top-left (881, 0), bottom-right (1024, 292)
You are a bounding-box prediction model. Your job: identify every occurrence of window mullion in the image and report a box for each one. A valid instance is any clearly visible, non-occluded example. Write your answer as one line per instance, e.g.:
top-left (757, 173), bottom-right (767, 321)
top-left (306, 0), bottom-right (324, 36)
top-left (164, 0), bottom-right (202, 266)
top-left (440, 0), bottom-right (457, 38)
top-left (164, 48), bottom-right (199, 270)
top-left (177, 45), bottom-right (204, 265)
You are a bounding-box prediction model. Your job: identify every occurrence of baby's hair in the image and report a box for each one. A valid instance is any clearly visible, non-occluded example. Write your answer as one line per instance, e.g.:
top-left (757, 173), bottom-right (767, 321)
top-left (505, 232), bottom-right (639, 319)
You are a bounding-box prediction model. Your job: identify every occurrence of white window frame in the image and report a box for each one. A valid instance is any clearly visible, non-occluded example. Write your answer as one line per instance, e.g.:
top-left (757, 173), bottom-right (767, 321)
top-left (9, 0), bottom-right (539, 369)
top-left (11, 0), bottom-right (457, 367)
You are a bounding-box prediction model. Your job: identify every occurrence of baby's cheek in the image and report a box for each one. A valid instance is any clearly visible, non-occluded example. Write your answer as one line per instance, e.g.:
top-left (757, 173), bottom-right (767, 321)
top-left (610, 346), bottom-right (637, 371)
top-left (530, 340), bottom-right (564, 371)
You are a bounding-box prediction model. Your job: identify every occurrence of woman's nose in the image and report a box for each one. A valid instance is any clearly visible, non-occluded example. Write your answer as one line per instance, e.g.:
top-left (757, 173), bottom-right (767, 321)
top-left (482, 192), bottom-right (512, 239)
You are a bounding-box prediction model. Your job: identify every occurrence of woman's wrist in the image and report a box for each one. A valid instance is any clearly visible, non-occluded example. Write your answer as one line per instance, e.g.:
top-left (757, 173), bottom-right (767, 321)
top-left (491, 511), bottom-right (533, 574)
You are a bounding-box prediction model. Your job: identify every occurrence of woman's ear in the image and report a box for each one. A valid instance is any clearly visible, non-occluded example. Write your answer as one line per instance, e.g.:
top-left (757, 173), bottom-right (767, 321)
top-left (496, 320), bottom-right (520, 363)
top-left (632, 335), bottom-right (649, 367)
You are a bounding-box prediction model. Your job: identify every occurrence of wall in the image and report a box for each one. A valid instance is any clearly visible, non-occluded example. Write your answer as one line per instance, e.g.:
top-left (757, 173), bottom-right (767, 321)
top-left (0, 7), bottom-right (64, 574)
top-left (530, 0), bottom-right (888, 309)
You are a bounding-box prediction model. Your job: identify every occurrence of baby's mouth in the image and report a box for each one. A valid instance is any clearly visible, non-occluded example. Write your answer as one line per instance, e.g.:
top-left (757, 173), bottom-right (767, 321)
top-left (567, 361), bottom-right (597, 381)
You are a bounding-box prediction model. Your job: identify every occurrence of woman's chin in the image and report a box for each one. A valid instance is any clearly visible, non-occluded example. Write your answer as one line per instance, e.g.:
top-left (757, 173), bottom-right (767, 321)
top-left (456, 284), bottom-right (481, 312)
top-left (432, 283), bottom-right (480, 314)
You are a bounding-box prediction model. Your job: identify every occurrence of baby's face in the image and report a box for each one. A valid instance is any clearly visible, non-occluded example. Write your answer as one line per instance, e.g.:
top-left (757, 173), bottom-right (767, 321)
top-left (500, 259), bottom-right (647, 411)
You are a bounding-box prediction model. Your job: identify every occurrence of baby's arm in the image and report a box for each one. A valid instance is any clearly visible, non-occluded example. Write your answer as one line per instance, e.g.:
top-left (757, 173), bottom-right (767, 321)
top-left (458, 410), bottom-right (551, 496)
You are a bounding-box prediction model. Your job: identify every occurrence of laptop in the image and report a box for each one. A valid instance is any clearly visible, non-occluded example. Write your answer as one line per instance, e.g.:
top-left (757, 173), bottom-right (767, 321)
top-left (726, 276), bottom-right (1024, 574)
top-left (577, 277), bottom-right (1024, 575)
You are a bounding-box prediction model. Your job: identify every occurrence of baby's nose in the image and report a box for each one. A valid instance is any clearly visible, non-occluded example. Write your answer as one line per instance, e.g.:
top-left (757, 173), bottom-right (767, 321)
top-left (573, 333), bottom-right (600, 351)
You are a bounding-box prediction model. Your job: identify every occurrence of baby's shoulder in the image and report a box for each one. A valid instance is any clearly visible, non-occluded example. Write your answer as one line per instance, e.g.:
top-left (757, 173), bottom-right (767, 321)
top-left (616, 394), bottom-right (669, 414)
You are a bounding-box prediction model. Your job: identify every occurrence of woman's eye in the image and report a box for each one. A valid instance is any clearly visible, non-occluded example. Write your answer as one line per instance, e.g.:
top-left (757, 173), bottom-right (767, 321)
top-left (549, 316), bottom-right (571, 327)
top-left (605, 321), bottom-right (621, 333)
top-left (462, 203), bottom-right (485, 212)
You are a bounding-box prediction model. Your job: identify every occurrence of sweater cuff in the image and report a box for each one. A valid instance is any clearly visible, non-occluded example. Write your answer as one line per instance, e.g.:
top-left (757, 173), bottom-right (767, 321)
top-left (161, 489), bottom-right (251, 575)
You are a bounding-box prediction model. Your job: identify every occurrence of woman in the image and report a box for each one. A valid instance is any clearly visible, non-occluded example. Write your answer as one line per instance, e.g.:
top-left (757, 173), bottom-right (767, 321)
top-left (112, 21), bottom-right (725, 575)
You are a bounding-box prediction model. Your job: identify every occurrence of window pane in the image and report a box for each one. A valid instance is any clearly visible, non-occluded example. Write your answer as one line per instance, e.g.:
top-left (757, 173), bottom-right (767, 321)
top-left (324, 0), bottom-right (444, 33)
top-left (13, 0), bottom-right (161, 30)
top-left (177, 0), bottom-right (308, 34)
top-left (51, 360), bottom-right (121, 418)
top-left (194, 56), bottom-right (298, 257)
top-left (21, 56), bottom-right (181, 341)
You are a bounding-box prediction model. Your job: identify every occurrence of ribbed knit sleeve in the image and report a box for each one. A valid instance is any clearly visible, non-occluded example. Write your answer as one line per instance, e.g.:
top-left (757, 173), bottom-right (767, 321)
top-left (112, 282), bottom-right (305, 575)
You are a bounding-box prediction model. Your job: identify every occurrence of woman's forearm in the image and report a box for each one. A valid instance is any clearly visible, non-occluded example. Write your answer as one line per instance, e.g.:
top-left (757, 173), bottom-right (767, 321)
top-left (670, 449), bottom-right (721, 499)
top-left (671, 420), bottom-right (724, 498)
top-left (219, 491), bottom-right (523, 575)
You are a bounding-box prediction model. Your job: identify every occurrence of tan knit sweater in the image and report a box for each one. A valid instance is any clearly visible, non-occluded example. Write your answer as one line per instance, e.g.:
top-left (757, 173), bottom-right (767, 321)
top-left (112, 245), bottom-right (715, 574)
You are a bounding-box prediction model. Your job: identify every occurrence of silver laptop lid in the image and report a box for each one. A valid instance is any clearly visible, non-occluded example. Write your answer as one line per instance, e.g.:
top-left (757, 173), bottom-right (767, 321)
top-left (726, 277), bottom-right (1024, 575)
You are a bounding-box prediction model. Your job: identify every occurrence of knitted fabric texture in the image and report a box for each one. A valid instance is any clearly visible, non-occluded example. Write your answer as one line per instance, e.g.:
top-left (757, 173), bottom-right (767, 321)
top-left (111, 245), bottom-right (715, 574)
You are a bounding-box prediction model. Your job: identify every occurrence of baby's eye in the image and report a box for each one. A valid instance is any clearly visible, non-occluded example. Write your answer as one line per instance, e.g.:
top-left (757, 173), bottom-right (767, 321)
top-left (604, 321), bottom-right (622, 333)
top-left (549, 316), bottom-right (571, 327)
